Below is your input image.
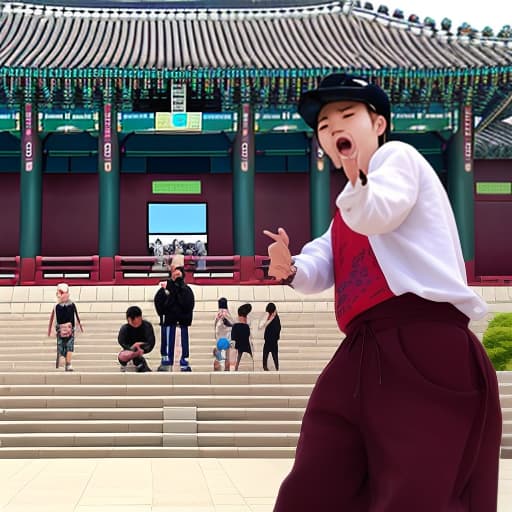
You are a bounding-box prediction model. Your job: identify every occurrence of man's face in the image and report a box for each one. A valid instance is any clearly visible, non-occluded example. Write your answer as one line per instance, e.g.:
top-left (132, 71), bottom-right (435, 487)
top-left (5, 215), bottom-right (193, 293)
top-left (128, 316), bottom-right (143, 328)
top-left (316, 101), bottom-right (385, 170)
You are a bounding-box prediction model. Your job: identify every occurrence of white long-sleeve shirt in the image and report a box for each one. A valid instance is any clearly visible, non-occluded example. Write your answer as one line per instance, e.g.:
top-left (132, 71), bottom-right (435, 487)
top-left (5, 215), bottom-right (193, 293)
top-left (293, 141), bottom-right (487, 320)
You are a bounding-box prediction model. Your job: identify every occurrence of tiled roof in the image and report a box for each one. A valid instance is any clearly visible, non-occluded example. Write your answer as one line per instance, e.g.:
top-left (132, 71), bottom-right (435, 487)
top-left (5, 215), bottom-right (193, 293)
top-left (475, 119), bottom-right (512, 159)
top-left (0, 2), bottom-right (510, 69)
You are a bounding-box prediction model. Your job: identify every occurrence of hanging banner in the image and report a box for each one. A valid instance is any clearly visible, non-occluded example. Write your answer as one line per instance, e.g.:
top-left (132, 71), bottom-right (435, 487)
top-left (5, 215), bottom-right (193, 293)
top-left (240, 104), bottom-right (250, 172)
top-left (171, 82), bottom-right (187, 113)
top-left (463, 105), bottom-right (473, 173)
top-left (103, 104), bottom-right (112, 172)
top-left (23, 104), bottom-right (33, 172)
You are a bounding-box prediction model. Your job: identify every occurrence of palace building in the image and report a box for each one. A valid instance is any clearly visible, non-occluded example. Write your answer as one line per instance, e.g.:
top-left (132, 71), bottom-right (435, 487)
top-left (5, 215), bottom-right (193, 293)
top-left (0, 0), bottom-right (511, 284)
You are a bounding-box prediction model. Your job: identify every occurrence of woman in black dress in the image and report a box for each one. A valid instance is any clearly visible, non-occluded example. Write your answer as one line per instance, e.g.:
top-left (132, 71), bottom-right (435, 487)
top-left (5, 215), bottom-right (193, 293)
top-left (231, 303), bottom-right (254, 371)
top-left (261, 302), bottom-right (281, 371)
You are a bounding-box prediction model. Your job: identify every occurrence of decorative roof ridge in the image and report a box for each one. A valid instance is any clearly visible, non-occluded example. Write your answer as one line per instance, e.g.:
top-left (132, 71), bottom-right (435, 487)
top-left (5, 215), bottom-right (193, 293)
top-left (348, 4), bottom-right (512, 45)
top-left (1, 0), bottom-right (511, 43)
top-left (0, 1), bottom-right (342, 19)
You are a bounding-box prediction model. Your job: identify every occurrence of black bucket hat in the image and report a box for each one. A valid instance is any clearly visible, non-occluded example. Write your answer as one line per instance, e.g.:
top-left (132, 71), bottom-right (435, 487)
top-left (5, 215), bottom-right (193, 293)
top-left (298, 73), bottom-right (391, 135)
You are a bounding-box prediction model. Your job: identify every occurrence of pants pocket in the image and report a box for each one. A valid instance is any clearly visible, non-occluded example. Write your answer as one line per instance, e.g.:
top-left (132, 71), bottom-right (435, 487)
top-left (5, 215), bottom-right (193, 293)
top-left (395, 322), bottom-right (481, 395)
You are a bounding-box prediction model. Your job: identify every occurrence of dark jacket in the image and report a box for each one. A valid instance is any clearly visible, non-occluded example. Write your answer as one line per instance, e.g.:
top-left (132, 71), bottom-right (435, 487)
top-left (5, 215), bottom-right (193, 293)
top-left (118, 320), bottom-right (156, 353)
top-left (154, 277), bottom-right (195, 326)
top-left (264, 314), bottom-right (281, 346)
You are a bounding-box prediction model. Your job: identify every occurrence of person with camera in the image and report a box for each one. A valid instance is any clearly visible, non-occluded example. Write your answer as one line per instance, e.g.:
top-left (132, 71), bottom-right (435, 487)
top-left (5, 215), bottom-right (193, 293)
top-left (154, 257), bottom-right (195, 371)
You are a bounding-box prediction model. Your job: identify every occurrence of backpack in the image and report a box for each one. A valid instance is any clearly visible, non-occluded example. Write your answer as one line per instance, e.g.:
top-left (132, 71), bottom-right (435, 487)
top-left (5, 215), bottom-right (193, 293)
top-left (59, 322), bottom-right (73, 338)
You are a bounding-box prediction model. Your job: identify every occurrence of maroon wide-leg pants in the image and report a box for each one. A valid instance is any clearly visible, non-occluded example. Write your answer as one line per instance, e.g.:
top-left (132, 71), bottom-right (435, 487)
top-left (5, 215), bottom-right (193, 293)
top-left (274, 294), bottom-right (502, 512)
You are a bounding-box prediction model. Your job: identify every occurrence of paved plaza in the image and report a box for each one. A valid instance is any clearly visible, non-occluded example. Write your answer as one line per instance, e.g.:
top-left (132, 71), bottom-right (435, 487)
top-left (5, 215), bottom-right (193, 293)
top-left (0, 457), bottom-right (510, 511)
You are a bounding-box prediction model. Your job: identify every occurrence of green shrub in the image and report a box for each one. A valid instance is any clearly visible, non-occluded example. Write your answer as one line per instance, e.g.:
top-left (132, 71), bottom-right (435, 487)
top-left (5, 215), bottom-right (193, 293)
top-left (488, 313), bottom-right (512, 329)
top-left (482, 327), bottom-right (512, 348)
top-left (483, 314), bottom-right (512, 371)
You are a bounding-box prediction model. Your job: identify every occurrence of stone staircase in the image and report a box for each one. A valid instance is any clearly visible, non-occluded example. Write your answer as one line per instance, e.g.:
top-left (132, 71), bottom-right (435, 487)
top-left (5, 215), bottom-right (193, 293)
top-left (500, 372), bottom-right (512, 458)
top-left (0, 285), bottom-right (510, 459)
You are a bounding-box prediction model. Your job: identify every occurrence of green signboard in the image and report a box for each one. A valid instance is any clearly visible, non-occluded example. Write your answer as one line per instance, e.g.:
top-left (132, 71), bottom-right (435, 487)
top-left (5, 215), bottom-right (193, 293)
top-left (391, 109), bottom-right (455, 133)
top-left (38, 111), bottom-right (99, 132)
top-left (118, 112), bottom-right (237, 133)
top-left (202, 112), bottom-right (237, 132)
top-left (255, 111), bottom-right (311, 132)
top-left (0, 110), bottom-right (20, 132)
top-left (152, 180), bottom-right (202, 194)
top-left (476, 182), bottom-right (511, 194)
top-left (117, 112), bottom-right (154, 132)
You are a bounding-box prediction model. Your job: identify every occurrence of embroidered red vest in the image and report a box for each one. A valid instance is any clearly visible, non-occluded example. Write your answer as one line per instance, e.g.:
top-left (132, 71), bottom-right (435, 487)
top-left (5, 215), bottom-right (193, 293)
top-left (331, 211), bottom-right (394, 332)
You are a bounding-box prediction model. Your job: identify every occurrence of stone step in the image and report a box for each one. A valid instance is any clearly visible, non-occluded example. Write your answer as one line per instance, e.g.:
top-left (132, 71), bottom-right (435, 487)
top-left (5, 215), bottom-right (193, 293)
top-left (0, 371), bottom-right (319, 385)
top-left (0, 320), bottom-right (339, 328)
top-left (500, 383), bottom-right (512, 394)
top-left (0, 384), bottom-right (313, 396)
top-left (501, 447), bottom-right (512, 459)
top-left (0, 345), bottom-right (338, 354)
top-left (197, 420), bottom-right (301, 434)
top-left (0, 362), bottom-right (328, 372)
top-left (0, 431), bottom-right (300, 448)
top-left (0, 418), bottom-right (303, 435)
top-left (498, 372), bottom-right (512, 383)
top-left (0, 420), bottom-right (164, 434)
top-left (0, 432), bottom-right (162, 447)
top-left (0, 407), bottom-right (306, 422)
top-left (0, 395), bottom-right (310, 409)
top-left (0, 355), bottom-right (333, 365)
top-left (0, 333), bottom-right (340, 341)
top-left (0, 407), bottom-right (163, 421)
top-left (196, 433), bottom-right (299, 447)
top-left (0, 323), bottom-right (340, 330)
top-left (499, 396), bottom-right (512, 407)
top-left (197, 407), bottom-right (305, 421)
top-left (0, 445), bottom-right (296, 458)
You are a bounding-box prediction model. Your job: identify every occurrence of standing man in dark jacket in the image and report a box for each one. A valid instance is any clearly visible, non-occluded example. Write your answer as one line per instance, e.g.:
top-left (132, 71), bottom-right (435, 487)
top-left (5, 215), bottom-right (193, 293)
top-left (117, 306), bottom-right (155, 373)
top-left (154, 264), bottom-right (195, 371)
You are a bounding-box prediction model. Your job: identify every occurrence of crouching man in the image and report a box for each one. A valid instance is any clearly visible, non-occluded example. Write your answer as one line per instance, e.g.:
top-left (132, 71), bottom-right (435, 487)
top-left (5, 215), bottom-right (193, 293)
top-left (117, 306), bottom-right (155, 373)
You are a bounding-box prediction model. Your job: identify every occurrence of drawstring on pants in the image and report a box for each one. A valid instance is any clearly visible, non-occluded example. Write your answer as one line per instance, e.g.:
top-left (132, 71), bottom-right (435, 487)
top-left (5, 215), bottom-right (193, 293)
top-left (346, 322), bottom-right (382, 398)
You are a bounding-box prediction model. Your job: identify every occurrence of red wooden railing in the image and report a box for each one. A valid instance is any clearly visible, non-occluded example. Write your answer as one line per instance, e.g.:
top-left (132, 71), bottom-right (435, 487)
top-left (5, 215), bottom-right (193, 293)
top-left (34, 255), bottom-right (100, 285)
top-left (4, 255), bottom-right (274, 286)
top-left (0, 255), bottom-right (508, 286)
top-left (0, 256), bottom-right (20, 285)
top-left (114, 255), bottom-right (244, 285)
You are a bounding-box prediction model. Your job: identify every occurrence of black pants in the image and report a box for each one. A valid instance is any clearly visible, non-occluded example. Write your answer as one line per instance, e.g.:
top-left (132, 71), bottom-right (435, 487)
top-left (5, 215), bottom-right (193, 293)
top-left (119, 355), bottom-right (150, 371)
top-left (263, 341), bottom-right (279, 370)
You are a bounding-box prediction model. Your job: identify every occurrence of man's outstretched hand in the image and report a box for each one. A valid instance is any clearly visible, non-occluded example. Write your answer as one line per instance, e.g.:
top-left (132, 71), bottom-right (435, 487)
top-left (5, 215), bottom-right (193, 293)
top-left (263, 227), bottom-right (295, 281)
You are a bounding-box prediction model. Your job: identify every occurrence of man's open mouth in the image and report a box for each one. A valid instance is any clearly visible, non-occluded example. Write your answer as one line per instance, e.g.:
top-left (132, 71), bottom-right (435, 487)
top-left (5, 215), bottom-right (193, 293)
top-left (336, 137), bottom-right (353, 157)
